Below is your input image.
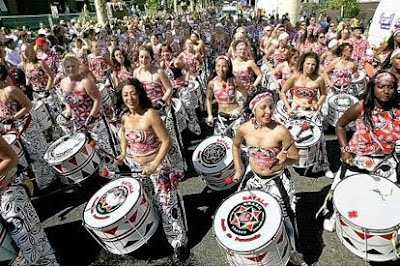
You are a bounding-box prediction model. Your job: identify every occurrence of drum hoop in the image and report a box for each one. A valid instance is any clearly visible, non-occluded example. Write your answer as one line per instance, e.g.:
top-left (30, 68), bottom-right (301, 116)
top-left (2, 133), bottom-right (17, 144)
top-left (83, 177), bottom-right (143, 229)
top-left (213, 189), bottom-right (283, 252)
top-left (45, 133), bottom-right (87, 165)
top-left (333, 173), bottom-right (400, 232)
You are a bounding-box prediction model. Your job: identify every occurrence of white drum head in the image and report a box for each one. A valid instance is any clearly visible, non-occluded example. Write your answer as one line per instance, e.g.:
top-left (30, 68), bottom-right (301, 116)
top-left (2, 134), bottom-right (17, 145)
top-left (328, 94), bottom-right (358, 111)
top-left (97, 83), bottom-right (106, 91)
top-left (333, 174), bottom-right (400, 230)
top-left (33, 100), bottom-right (44, 110)
top-left (188, 80), bottom-right (200, 90)
top-left (84, 177), bottom-right (142, 229)
top-left (285, 120), bottom-right (321, 147)
top-left (352, 71), bottom-right (366, 83)
top-left (45, 133), bottom-right (86, 165)
top-left (171, 98), bottom-right (182, 110)
top-left (192, 136), bottom-right (233, 174)
top-left (214, 190), bottom-right (282, 253)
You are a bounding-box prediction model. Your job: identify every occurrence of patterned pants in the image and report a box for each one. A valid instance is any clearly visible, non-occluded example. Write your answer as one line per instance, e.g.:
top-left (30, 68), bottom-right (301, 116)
top-left (214, 108), bottom-right (244, 137)
top-left (160, 105), bottom-right (187, 174)
top-left (239, 166), bottom-right (298, 250)
top-left (0, 176), bottom-right (58, 265)
top-left (125, 159), bottom-right (188, 249)
top-left (19, 120), bottom-right (56, 190)
top-left (175, 86), bottom-right (201, 135)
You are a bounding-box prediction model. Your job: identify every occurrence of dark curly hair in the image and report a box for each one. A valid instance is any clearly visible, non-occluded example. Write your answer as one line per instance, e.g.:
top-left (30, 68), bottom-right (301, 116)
top-left (363, 70), bottom-right (399, 130)
top-left (115, 78), bottom-right (153, 117)
top-left (111, 47), bottom-right (131, 69)
top-left (336, 43), bottom-right (353, 57)
top-left (297, 52), bottom-right (320, 75)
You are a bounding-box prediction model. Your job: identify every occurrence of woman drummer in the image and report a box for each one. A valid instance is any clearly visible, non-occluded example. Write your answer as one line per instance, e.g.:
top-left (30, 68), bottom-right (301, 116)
top-left (280, 52), bottom-right (333, 178)
top-left (320, 70), bottom-right (400, 231)
top-left (59, 55), bottom-right (119, 177)
top-left (111, 47), bottom-right (134, 86)
top-left (133, 45), bottom-right (186, 173)
top-left (206, 55), bottom-right (248, 136)
top-left (0, 135), bottom-right (59, 265)
top-left (0, 64), bottom-right (56, 191)
top-left (231, 89), bottom-right (305, 265)
top-left (114, 78), bottom-right (188, 262)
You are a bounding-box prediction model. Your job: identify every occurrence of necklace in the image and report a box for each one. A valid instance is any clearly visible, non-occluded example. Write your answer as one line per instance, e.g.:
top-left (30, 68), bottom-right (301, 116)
top-left (374, 106), bottom-right (384, 113)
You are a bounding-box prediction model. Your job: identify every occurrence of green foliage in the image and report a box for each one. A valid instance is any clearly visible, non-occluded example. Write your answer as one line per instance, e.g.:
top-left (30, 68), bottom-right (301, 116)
top-left (320, 0), bottom-right (360, 18)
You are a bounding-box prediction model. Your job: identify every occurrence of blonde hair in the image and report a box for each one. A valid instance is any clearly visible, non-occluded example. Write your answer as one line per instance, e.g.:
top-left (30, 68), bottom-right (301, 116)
top-left (62, 53), bottom-right (79, 68)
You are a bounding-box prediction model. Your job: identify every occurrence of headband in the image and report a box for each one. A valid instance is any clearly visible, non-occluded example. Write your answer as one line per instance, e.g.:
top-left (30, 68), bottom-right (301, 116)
top-left (394, 29), bottom-right (400, 37)
top-left (216, 55), bottom-right (230, 62)
top-left (249, 92), bottom-right (273, 112)
top-left (390, 48), bottom-right (400, 62)
top-left (376, 72), bottom-right (395, 85)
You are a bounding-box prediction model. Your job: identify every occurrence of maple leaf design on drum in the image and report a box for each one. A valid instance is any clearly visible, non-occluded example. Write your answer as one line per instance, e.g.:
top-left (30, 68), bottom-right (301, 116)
top-left (347, 210), bottom-right (358, 219)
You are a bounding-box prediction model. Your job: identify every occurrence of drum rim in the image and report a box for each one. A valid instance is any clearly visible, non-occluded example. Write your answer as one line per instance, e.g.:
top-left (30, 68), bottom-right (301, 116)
top-left (44, 133), bottom-right (87, 165)
top-left (2, 133), bottom-right (17, 144)
top-left (83, 177), bottom-right (143, 229)
top-left (328, 94), bottom-right (358, 109)
top-left (213, 189), bottom-right (283, 252)
top-left (333, 173), bottom-right (400, 231)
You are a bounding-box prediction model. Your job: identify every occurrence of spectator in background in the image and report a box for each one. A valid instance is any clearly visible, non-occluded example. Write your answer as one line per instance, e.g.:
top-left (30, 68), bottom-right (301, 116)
top-left (318, 12), bottom-right (329, 33)
top-left (38, 22), bottom-right (48, 35)
top-left (4, 38), bottom-right (21, 69)
top-left (325, 22), bottom-right (337, 42)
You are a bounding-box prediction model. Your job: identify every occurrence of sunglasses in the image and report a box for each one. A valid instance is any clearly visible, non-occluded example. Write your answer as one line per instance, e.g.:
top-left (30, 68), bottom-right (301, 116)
top-left (319, 36), bottom-right (325, 39)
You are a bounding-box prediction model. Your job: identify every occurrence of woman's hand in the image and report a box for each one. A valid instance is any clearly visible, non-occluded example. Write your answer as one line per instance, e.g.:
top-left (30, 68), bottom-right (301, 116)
top-left (142, 161), bottom-right (158, 176)
top-left (114, 154), bottom-right (125, 165)
top-left (341, 152), bottom-right (353, 165)
top-left (287, 107), bottom-right (294, 115)
top-left (207, 115), bottom-right (214, 127)
top-left (276, 148), bottom-right (288, 165)
top-left (233, 169), bottom-right (243, 183)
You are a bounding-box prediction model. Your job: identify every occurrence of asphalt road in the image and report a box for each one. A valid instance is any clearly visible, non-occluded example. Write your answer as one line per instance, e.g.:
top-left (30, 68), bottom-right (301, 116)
top-left (14, 124), bottom-right (400, 266)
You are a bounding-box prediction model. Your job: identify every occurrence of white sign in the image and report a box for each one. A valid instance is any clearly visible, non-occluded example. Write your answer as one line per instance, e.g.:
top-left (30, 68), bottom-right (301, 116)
top-left (368, 0), bottom-right (400, 47)
top-left (50, 5), bottom-right (59, 18)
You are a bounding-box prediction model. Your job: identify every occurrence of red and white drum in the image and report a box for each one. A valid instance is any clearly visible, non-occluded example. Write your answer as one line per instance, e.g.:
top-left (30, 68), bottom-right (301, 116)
top-left (31, 100), bottom-right (52, 131)
top-left (171, 98), bottom-right (187, 133)
top-left (0, 219), bottom-right (18, 263)
top-left (327, 94), bottom-right (358, 128)
top-left (213, 190), bottom-right (291, 266)
top-left (2, 134), bottom-right (29, 172)
top-left (44, 133), bottom-right (101, 184)
top-left (192, 136), bottom-right (242, 191)
top-left (83, 177), bottom-right (159, 255)
top-left (350, 71), bottom-right (368, 98)
top-left (187, 80), bottom-right (201, 108)
top-left (285, 119), bottom-right (321, 168)
top-left (334, 173), bottom-right (400, 262)
top-left (273, 100), bottom-right (290, 124)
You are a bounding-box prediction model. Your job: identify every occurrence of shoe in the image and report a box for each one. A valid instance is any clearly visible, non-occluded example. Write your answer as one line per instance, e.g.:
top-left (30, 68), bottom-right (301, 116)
top-left (323, 214), bottom-right (336, 232)
top-left (325, 170), bottom-right (334, 179)
top-left (289, 251), bottom-right (308, 266)
top-left (172, 245), bottom-right (190, 263)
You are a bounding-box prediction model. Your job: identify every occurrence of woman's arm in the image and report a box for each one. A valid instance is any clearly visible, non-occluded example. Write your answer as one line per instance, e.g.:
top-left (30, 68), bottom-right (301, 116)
top-left (276, 126), bottom-right (299, 166)
top-left (249, 60), bottom-right (263, 88)
top-left (232, 124), bottom-right (245, 182)
top-left (40, 61), bottom-right (54, 90)
top-left (323, 59), bottom-right (337, 88)
top-left (7, 86), bottom-right (32, 119)
top-left (206, 80), bottom-right (214, 122)
top-left (82, 78), bottom-right (102, 118)
top-left (234, 77), bottom-right (248, 104)
top-left (316, 76), bottom-right (327, 108)
top-left (271, 62), bottom-right (284, 88)
top-left (0, 136), bottom-right (18, 188)
top-left (115, 116), bottom-right (127, 164)
top-left (158, 69), bottom-right (173, 102)
top-left (280, 74), bottom-right (296, 113)
top-left (336, 103), bottom-right (361, 163)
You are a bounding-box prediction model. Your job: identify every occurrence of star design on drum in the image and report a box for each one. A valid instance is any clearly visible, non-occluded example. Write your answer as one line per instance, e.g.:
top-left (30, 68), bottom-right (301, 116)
top-left (97, 186), bottom-right (128, 214)
top-left (348, 210), bottom-right (358, 219)
top-left (230, 205), bottom-right (262, 232)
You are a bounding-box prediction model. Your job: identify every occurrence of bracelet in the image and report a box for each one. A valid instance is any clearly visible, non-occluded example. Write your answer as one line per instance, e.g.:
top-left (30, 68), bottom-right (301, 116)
top-left (340, 146), bottom-right (350, 154)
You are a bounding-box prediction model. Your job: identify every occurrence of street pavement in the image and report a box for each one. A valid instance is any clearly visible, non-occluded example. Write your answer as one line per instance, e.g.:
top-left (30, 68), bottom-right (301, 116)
top-left (15, 124), bottom-right (400, 266)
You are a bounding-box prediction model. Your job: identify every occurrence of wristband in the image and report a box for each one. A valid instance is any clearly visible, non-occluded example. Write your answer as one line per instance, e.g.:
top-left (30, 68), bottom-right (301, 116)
top-left (340, 146), bottom-right (350, 154)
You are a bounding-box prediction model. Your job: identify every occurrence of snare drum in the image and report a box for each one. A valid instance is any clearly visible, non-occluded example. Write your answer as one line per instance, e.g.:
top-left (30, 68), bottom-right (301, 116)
top-left (97, 83), bottom-right (113, 108)
top-left (171, 98), bottom-right (187, 133)
top-left (0, 219), bottom-right (18, 263)
top-left (187, 80), bottom-right (201, 108)
top-left (44, 133), bottom-right (101, 184)
top-left (83, 177), bottom-right (159, 255)
top-left (213, 190), bottom-right (291, 266)
top-left (285, 119), bottom-right (321, 168)
top-left (350, 71), bottom-right (368, 97)
top-left (2, 134), bottom-right (29, 172)
top-left (192, 136), bottom-right (242, 191)
top-left (273, 100), bottom-right (290, 124)
top-left (333, 174), bottom-right (400, 262)
top-left (31, 100), bottom-right (52, 131)
top-left (327, 94), bottom-right (358, 128)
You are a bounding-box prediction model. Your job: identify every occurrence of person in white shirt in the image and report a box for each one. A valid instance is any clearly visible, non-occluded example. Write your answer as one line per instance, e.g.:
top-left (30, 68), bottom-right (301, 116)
top-left (4, 38), bottom-right (21, 69)
top-left (38, 22), bottom-right (48, 35)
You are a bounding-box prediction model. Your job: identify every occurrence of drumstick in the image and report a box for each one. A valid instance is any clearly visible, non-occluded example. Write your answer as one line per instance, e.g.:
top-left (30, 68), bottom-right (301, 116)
top-left (99, 169), bottom-right (143, 178)
top-left (269, 139), bottom-right (295, 170)
top-left (296, 123), bottom-right (310, 138)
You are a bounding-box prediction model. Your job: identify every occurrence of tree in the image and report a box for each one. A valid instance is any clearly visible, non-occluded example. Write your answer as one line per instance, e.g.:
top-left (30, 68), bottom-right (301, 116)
top-left (321, 0), bottom-right (359, 18)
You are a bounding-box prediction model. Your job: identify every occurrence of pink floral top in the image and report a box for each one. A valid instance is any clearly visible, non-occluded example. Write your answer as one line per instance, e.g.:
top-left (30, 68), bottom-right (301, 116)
top-left (142, 81), bottom-right (165, 107)
top-left (182, 52), bottom-right (200, 76)
top-left (74, 48), bottom-right (89, 66)
top-left (116, 67), bottom-right (134, 83)
top-left (348, 37), bottom-right (371, 70)
top-left (213, 77), bottom-right (237, 104)
top-left (25, 66), bottom-right (48, 91)
top-left (233, 67), bottom-right (255, 92)
top-left (63, 90), bottom-right (98, 127)
top-left (125, 128), bottom-right (161, 156)
top-left (88, 54), bottom-right (111, 83)
top-left (331, 67), bottom-right (353, 87)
